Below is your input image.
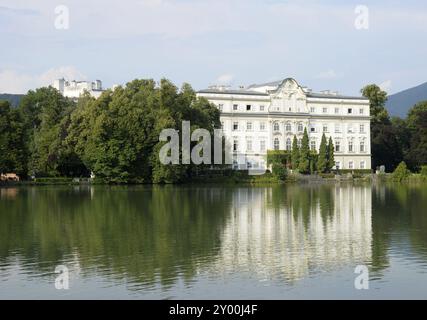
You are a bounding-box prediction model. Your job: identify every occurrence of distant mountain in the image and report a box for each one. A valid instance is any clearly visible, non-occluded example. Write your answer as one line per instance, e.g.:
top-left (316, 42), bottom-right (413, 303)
top-left (0, 93), bottom-right (25, 107)
top-left (386, 82), bottom-right (427, 118)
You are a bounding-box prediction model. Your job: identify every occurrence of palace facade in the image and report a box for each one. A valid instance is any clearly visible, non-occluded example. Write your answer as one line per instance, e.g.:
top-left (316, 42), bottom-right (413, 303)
top-left (197, 78), bottom-right (371, 171)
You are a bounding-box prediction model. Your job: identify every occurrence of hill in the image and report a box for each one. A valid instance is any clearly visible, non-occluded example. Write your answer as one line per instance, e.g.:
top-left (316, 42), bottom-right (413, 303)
top-left (386, 82), bottom-right (427, 118)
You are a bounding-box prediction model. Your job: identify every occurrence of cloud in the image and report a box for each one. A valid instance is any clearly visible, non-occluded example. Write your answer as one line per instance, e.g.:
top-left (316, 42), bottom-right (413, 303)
top-left (379, 80), bottom-right (392, 93)
top-left (215, 73), bottom-right (234, 85)
top-left (0, 6), bottom-right (40, 16)
top-left (314, 69), bottom-right (338, 80)
top-left (0, 66), bottom-right (87, 94)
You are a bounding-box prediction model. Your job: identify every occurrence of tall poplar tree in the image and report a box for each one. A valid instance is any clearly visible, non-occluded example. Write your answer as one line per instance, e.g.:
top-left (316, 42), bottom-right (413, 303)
top-left (291, 135), bottom-right (299, 170)
top-left (327, 137), bottom-right (335, 172)
top-left (298, 128), bottom-right (310, 173)
top-left (317, 133), bottom-right (328, 173)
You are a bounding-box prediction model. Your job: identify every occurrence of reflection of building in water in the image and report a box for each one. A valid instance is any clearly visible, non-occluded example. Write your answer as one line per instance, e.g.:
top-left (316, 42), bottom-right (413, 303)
top-left (208, 185), bottom-right (372, 282)
top-left (0, 188), bottom-right (18, 200)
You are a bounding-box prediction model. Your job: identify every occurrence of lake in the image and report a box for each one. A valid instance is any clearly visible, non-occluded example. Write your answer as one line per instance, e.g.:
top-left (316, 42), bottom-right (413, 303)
top-left (1, 183), bottom-right (427, 299)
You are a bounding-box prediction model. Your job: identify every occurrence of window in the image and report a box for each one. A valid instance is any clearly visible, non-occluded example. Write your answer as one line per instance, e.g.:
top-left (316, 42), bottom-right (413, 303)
top-left (323, 124), bottom-right (328, 133)
top-left (297, 138), bottom-right (302, 148)
top-left (246, 105), bottom-right (251, 111)
top-left (335, 161), bottom-right (341, 169)
top-left (310, 107), bottom-right (315, 113)
top-left (233, 160), bottom-right (238, 169)
top-left (359, 108), bottom-right (364, 115)
top-left (246, 122), bottom-right (252, 131)
top-left (360, 124), bottom-right (365, 133)
top-left (335, 124), bottom-right (341, 133)
top-left (274, 122), bottom-right (280, 132)
top-left (260, 122), bottom-right (266, 131)
top-left (233, 122), bottom-right (239, 131)
top-left (310, 140), bottom-right (316, 151)
top-left (310, 126), bottom-right (316, 133)
top-left (221, 121), bottom-right (224, 129)
top-left (260, 105), bottom-right (265, 111)
top-left (286, 138), bottom-right (292, 151)
top-left (360, 141), bottom-right (365, 153)
top-left (274, 138), bottom-right (280, 150)
top-left (218, 104), bottom-right (223, 111)
top-left (360, 161), bottom-right (365, 169)
top-left (246, 140), bottom-right (252, 152)
top-left (335, 141), bottom-right (341, 152)
top-left (323, 107), bottom-right (328, 113)
top-left (260, 140), bottom-right (266, 152)
top-left (349, 161), bottom-right (354, 169)
top-left (247, 162), bottom-right (252, 169)
top-left (233, 139), bottom-right (238, 152)
top-left (288, 107), bottom-right (292, 112)
top-left (286, 123), bottom-right (292, 132)
top-left (233, 104), bottom-right (238, 111)
top-left (335, 107), bottom-right (339, 114)
top-left (348, 125), bottom-right (354, 133)
top-left (348, 141), bottom-right (354, 152)
top-left (298, 123), bottom-right (303, 132)
top-left (348, 108), bottom-right (353, 114)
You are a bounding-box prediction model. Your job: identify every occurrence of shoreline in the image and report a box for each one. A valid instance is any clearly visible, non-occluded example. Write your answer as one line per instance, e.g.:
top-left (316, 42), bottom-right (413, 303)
top-left (2, 173), bottom-right (426, 187)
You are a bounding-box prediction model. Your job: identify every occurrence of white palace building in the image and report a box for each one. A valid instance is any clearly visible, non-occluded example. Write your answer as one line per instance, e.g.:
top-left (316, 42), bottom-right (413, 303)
top-left (197, 78), bottom-right (371, 171)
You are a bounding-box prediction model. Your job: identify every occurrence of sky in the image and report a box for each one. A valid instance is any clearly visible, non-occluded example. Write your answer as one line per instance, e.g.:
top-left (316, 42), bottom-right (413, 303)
top-left (0, 0), bottom-right (426, 95)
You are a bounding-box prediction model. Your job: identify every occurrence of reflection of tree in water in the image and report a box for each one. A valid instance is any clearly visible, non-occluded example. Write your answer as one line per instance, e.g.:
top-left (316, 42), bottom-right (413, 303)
top-left (371, 182), bottom-right (427, 265)
top-left (0, 186), bottom-right (232, 288)
top-left (2, 183), bottom-right (426, 289)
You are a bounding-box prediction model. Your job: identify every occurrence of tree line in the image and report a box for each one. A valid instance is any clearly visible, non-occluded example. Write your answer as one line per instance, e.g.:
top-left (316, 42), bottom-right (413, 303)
top-left (361, 84), bottom-right (427, 172)
top-left (1, 79), bottom-right (427, 182)
top-left (0, 79), bottom-right (221, 183)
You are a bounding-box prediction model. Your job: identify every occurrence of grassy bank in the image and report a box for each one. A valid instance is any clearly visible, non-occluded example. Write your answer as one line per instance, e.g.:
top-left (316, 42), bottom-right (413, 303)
top-left (3, 171), bottom-right (426, 187)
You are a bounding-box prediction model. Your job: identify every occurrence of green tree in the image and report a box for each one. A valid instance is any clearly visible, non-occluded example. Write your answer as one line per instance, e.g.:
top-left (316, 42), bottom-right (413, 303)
top-left (298, 128), bottom-right (310, 174)
top-left (361, 84), bottom-right (402, 171)
top-left (391, 161), bottom-right (411, 182)
top-left (272, 163), bottom-right (287, 181)
top-left (18, 86), bottom-right (75, 176)
top-left (317, 133), bottom-right (328, 173)
top-left (406, 101), bottom-right (427, 170)
top-left (291, 135), bottom-right (299, 170)
top-left (327, 136), bottom-right (335, 172)
top-left (361, 84), bottom-right (389, 125)
top-left (65, 78), bottom-right (221, 183)
top-left (0, 101), bottom-right (27, 176)
top-left (309, 150), bottom-right (318, 174)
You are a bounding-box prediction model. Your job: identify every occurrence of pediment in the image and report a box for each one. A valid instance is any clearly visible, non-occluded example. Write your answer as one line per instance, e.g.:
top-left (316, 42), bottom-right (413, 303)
top-left (271, 78), bottom-right (306, 100)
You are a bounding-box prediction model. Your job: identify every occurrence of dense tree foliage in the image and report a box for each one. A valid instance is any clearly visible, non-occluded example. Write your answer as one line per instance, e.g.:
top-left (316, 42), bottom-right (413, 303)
top-left (362, 84), bottom-right (427, 172)
top-left (317, 134), bottom-right (328, 173)
top-left (0, 101), bottom-right (27, 176)
top-left (361, 84), bottom-right (402, 171)
top-left (0, 79), bottom-right (221, 183)
top-left (298, 128), bottom-right (310, 173)
top-left (405, 101), bottom-right (427, 170)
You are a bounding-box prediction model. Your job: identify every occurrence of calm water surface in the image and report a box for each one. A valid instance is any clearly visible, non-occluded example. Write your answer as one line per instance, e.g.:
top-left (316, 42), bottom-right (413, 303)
top-left (1, 183), bottom-right (427, 299)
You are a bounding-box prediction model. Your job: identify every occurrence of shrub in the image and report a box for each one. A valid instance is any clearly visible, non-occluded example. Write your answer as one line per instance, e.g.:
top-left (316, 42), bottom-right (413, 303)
top-left (391, 161), bottom-right (411, 182)
top-left (272, 163), bottom-right (287, 181)
top-left (420, 165), bottom-right (427, 177)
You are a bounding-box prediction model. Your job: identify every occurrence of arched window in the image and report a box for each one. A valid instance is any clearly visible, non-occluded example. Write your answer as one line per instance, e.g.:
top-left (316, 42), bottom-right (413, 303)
top-left (298, 123), bottom-right (303, 132)
top-left (274, 138), bottom-right (280, 150)
top-left (286, 122), bottom-right (292, 132)
top-left (273, 122), bottom-right (280, 132)
top-left (286, 138), bottom-right (292, 151)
